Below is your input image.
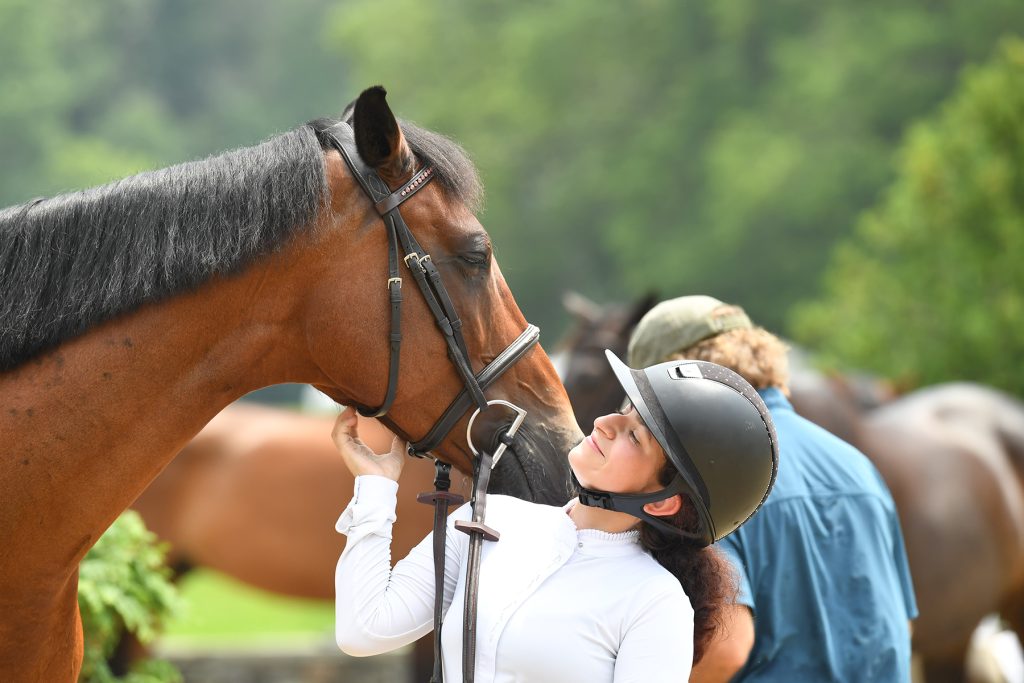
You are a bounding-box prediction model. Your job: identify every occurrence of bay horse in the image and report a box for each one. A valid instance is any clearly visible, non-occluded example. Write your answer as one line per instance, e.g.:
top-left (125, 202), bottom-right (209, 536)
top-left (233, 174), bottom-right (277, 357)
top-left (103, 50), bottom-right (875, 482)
top-left (857, 384), bottom-right (1024, 683)
top-left (555, 293), bottom-right (1024, 682)
top-left (0, 86), bottom-right (581, 682)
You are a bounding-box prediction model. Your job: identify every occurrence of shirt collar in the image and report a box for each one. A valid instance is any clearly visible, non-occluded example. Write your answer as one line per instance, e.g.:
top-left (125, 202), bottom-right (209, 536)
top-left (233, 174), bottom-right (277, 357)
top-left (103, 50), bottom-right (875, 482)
top-left (562, 499), bottom-right (645, 557)
top-left (758, 386), bottom-right (792, 412)
top-left (575, 528), bottom-right (642, 557)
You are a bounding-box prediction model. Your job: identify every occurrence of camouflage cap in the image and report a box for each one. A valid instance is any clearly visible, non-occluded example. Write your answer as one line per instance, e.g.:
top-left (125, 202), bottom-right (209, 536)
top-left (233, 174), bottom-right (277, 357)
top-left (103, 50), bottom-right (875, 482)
top-left (627, 295), bottom-right (753, 368)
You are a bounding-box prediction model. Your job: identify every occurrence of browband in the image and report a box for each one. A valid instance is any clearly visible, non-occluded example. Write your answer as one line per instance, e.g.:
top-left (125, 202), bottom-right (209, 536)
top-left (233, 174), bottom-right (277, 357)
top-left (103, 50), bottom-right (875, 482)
top-left (325, 122), bottom-right (435, 215)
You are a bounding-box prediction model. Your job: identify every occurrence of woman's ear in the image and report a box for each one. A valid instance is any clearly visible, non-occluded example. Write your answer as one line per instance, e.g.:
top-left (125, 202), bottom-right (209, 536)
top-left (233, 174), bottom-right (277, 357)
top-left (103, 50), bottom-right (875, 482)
top-left (643, 494), bottom-right (682, 518)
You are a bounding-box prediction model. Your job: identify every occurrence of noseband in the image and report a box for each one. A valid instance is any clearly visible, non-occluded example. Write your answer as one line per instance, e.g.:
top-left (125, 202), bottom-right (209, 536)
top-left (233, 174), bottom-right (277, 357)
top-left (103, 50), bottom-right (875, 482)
top-left (321, 122), bottom-right (537, 682)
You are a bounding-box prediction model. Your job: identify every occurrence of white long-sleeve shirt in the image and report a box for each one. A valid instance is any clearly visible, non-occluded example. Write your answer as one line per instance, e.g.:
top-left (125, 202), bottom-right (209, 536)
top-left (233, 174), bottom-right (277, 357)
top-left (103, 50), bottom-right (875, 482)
top-left (335, 475), bottom-right (694, 683)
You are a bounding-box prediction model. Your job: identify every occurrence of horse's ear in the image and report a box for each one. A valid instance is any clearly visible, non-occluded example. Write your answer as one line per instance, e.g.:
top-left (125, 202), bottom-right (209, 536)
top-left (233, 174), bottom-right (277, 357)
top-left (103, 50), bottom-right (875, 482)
top-left (352, 86), bottom-right (414, 180)
top-left (625, 291), bottom-right (660, 330)
top-left (340, 99), bottom-right (356, 124)
top-left (562, 291), bottom-right (601, 323)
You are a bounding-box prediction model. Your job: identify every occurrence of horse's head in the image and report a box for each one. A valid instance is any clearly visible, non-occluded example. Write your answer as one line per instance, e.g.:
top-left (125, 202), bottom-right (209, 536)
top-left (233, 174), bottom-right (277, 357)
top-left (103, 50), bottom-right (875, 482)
top-left (299, 87), bottom-right (580, 504)
top-left (556, 291), bottom-right (658, 432)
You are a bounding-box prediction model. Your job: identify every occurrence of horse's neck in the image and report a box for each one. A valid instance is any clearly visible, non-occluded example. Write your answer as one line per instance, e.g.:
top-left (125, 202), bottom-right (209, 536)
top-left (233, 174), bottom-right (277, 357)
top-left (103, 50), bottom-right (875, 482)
top-left (0, 262), bottom-right (316, 583)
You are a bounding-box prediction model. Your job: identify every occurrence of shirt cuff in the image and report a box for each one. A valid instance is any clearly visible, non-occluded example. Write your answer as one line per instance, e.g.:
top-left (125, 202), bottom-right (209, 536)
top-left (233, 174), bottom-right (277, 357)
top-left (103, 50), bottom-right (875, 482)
top-left (335, 475), bottom-right (400, 535)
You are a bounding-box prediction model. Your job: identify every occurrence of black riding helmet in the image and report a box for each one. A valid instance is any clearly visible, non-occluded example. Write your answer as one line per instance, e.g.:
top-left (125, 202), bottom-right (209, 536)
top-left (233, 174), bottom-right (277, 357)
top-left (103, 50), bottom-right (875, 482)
top-left (575, 350), bottom-right (779, 546)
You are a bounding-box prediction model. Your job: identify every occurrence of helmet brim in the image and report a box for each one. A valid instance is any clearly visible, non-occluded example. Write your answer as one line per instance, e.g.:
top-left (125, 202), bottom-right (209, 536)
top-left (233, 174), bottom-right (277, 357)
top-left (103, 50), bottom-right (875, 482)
top-left (604, 349), bottom-right (670, 455)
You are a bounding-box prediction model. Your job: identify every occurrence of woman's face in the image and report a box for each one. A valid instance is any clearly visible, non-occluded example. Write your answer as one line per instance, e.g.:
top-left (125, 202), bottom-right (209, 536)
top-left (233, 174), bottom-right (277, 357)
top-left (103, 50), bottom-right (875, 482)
top-left (568, 402), bottom-right (669, 494)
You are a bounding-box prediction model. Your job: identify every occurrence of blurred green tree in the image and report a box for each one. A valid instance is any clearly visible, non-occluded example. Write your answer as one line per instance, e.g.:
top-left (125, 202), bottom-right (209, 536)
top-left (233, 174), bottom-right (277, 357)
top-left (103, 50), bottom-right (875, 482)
top-left (792, 38), bottom-right (1024, 393)
top-left (326, 0), bottom-right (1024, 337)
top-left (3, 0), bottom-right (1024, 341)
top-left (0, 0), bottom-right (348, 206)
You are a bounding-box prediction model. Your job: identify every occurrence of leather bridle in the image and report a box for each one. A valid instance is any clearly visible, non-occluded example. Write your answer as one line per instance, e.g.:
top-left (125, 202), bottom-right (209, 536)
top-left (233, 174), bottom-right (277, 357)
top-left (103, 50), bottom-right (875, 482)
top-left (319, 122), bottom-right (539, 449)
top-left (320, 121), bottom-right (534, 682)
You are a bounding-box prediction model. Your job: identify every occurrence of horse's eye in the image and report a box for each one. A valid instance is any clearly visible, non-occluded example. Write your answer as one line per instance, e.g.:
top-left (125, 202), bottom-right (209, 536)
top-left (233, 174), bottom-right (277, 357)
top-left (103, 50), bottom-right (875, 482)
top-left (461, 251), bottom-right (490, 267)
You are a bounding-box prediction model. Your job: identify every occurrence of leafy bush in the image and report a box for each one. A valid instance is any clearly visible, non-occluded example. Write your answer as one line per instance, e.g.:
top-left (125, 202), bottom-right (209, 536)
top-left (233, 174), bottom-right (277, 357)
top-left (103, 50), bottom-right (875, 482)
top-left (77, 511), bottom-right (182, 683)
top-left (793, 38), bottom-right (1024, 394)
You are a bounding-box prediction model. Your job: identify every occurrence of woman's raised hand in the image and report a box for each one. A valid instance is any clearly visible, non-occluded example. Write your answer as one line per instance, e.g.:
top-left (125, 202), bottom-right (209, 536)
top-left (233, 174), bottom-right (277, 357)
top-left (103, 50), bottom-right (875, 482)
top-left (332, 406), bottom-right (406, 481)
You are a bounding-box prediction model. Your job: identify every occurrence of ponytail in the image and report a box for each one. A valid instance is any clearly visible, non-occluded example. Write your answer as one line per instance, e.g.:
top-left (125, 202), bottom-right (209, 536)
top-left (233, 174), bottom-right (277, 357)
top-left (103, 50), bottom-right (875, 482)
top-left (639, 464), bottom-right (737, 665)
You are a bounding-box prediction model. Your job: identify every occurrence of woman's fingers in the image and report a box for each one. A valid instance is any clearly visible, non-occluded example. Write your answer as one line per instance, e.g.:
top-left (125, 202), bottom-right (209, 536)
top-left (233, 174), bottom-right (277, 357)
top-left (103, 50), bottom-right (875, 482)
top-left (332, 407), bottom-right (405, 481)
top-left (332, 406), bottom-right (358, 443)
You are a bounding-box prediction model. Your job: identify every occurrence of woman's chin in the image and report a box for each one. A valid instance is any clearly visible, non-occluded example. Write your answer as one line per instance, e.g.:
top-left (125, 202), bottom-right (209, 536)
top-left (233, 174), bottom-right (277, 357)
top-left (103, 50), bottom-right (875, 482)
top-left (567, 453), bottom-right (584, 480)
top-left (568, 459), bottom-right (595, 490)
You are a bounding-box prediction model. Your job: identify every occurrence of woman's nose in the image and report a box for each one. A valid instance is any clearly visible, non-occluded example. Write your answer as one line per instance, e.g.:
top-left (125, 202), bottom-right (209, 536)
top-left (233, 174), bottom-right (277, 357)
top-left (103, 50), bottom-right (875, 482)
top-left (593, 412), bottom-right (620, 438)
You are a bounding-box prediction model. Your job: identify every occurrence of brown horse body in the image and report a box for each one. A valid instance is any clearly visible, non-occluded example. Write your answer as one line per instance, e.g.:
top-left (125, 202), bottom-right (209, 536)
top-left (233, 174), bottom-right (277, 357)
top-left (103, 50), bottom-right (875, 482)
top-left (0, 89), bottom-right (580, 681)
top-left (786, 344), bottom-right (897, 445)
top-left (132, 403), bottom-right (469, 600)
top-left (856, 384), bottom-right (1024, 682)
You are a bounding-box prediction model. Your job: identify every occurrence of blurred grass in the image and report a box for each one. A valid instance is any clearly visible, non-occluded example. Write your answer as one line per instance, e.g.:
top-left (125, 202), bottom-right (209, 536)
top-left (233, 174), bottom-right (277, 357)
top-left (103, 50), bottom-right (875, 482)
top-left (161, 569), bottom-right (334, 645)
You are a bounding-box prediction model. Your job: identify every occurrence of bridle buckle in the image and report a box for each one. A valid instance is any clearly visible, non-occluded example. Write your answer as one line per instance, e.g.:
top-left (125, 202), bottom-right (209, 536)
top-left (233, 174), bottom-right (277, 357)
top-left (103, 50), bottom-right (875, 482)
top-left (466, 399), bottom-right (528, 467)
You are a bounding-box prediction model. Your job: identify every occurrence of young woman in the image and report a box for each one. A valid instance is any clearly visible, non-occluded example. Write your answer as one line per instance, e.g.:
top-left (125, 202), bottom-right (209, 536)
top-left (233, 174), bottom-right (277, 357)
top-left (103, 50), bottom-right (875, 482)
top-left (332, 350), bottom-right (778, 682)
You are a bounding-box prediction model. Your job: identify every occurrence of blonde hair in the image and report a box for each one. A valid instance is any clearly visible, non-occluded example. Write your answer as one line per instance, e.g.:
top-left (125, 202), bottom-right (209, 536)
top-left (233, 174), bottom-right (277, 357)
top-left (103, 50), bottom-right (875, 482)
top-left (667, 327), bottom-right (790, 392)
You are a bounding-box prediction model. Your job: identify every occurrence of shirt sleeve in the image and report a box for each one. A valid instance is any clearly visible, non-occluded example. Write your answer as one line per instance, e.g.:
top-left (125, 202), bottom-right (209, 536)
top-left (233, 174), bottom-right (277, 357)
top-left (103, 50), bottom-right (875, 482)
top-left (334, 474), bottom-right (469, 656)
top-left (613, 579), bottom-right (694, 682)
top-left (888, 504), bottom-right (919, 620)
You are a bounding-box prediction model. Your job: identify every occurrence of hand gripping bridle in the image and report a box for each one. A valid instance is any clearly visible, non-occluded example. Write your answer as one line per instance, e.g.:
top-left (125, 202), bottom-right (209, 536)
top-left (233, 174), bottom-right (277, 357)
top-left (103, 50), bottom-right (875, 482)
top-left (319, 121), bottom-right (535, 682)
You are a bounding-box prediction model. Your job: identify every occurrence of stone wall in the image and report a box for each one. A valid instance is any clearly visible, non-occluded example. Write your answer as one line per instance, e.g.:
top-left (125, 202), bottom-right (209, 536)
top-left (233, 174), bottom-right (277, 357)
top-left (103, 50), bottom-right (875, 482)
top-left (160, 641), bottom-right (410, 683)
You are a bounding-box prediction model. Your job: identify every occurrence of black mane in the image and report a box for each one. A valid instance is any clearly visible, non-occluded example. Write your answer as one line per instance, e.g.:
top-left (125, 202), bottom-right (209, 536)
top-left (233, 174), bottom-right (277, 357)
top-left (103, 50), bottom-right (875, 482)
top-left (0, 117), bottom-right (481, 372)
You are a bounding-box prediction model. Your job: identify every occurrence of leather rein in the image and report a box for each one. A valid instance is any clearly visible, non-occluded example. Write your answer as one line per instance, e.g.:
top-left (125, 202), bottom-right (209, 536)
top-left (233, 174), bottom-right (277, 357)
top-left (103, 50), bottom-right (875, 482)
top-left (321, 122), bottom-right (533, 682)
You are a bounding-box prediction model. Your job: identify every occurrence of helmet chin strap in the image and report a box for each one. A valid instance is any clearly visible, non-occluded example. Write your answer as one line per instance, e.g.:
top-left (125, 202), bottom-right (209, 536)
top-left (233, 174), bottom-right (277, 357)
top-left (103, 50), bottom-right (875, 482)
top-left (573, 472), bottom-right (709, 543)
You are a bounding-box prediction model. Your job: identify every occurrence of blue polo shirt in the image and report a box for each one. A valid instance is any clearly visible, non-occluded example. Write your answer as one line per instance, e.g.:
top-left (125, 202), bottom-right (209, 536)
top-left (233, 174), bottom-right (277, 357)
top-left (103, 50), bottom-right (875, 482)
top-left (718, 388), bottom-right (917, 682)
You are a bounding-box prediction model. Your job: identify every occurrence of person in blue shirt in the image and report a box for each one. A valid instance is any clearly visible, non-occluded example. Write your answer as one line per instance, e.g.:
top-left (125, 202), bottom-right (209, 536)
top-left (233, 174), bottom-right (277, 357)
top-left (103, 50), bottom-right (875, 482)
top-left (627, 295), bottom-right (917, 682)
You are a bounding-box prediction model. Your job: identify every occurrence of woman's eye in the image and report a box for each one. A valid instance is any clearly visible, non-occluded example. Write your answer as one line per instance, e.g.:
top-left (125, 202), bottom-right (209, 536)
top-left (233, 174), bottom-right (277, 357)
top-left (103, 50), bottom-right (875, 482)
top-left (630, 431), bottom-right (640, 446)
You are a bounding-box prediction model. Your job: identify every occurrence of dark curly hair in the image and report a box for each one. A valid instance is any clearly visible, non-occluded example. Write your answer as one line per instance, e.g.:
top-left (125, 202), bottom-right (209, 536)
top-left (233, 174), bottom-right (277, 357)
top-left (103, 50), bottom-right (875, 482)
top-left (639, 461), bottom-right (738, 666)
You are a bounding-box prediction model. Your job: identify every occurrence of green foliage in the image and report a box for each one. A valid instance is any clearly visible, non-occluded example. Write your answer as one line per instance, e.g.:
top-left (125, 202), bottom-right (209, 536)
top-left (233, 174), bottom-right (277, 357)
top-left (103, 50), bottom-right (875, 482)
top-left (325, 0), bottom-right (1024, 336)
top-left (0, 0), bottom-right (347, 207)
top-left (77, 511), bottom-right (181, 683)
top-left (792, 38), bottom-right (1024, 394)
top-left (3, 0), bottom-right (1024, 342)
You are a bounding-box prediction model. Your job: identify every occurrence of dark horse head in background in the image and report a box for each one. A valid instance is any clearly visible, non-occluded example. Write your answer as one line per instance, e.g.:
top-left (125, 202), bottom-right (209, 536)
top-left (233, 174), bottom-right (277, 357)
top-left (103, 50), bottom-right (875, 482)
top-left (553, 290), bottom-right (658, 432)
top-left (0, 86), bottom-right (581, 680)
